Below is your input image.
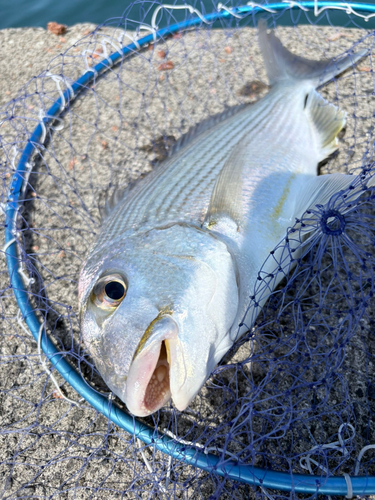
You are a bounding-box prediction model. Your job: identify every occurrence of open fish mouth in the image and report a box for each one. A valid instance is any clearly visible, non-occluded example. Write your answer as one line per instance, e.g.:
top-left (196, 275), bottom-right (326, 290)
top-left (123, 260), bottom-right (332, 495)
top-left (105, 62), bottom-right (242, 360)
top-left (125, 315), bottom-right (179, 416)
top-left (143, 341), bottom-right (171, 413)
top-left (126, 339), bottom-right (172, 416)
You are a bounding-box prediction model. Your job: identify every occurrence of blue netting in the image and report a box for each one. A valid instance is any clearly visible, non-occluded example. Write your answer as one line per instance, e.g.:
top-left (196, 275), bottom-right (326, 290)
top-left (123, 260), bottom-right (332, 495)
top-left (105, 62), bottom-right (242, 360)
top-left (2, 2), bottom-right (375, 498)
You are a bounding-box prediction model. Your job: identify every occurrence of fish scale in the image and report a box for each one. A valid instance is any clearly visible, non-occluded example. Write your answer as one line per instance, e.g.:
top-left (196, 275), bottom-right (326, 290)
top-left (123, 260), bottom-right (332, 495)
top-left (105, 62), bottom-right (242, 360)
top-left (79, 21), bottom-right (370, 416)
top-left (96, 92), bottom-right (287, 248)
top-left (158, 101), bottom-right (280, 215)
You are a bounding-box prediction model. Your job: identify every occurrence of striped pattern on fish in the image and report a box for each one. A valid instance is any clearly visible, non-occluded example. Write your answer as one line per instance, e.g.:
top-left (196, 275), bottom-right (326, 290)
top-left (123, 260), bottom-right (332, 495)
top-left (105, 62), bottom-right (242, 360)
top-left (95, 93), bottom-right (289, 242)
top-left (79, 21), bottom-right (371, 417)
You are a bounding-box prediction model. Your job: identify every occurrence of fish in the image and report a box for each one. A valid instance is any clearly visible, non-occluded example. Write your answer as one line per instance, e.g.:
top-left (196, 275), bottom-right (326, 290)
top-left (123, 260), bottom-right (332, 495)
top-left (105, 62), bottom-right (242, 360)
top-left (78, 21), bottom-right (369, 417)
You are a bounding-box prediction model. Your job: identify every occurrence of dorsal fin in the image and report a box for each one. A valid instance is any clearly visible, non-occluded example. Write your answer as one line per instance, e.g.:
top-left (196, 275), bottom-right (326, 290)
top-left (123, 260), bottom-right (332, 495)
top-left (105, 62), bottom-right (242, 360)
top-left (99, 178), bottom-right (142, 222)
top-left (101, 103), bottom-right (251, 221)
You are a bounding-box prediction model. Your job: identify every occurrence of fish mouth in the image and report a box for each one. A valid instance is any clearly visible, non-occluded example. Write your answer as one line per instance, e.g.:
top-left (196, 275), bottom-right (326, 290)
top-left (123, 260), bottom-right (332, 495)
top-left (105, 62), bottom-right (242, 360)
top-left (125, 340), bottom-right (172, 417)
top-left (143, 341), bottom-right (171, 413)
top-left (125, 315), bottom-right (180, 417)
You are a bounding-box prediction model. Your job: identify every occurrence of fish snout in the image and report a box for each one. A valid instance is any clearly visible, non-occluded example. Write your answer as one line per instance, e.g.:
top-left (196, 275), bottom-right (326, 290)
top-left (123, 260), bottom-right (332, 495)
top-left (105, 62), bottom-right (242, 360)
top-left (125, 314), bottom-right (184, 416)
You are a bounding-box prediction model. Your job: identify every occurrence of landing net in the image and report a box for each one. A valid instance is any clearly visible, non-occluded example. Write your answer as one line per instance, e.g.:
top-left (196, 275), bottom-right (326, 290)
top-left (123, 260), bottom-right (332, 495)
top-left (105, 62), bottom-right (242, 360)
top-left (1, 2), bottom-right (375, 498)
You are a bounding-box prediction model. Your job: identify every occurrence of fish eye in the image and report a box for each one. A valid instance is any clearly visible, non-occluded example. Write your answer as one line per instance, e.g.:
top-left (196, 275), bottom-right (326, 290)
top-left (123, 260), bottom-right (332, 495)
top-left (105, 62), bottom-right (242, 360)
top-left (104, 281), bottom-right (125, 300)
top-left (92, 274), bottom-right (127, 310)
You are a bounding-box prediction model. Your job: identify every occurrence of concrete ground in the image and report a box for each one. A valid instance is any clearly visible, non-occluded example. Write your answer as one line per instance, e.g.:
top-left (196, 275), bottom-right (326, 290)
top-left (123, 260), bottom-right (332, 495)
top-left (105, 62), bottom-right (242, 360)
top-left (0, 16), bottom-right (375, 499)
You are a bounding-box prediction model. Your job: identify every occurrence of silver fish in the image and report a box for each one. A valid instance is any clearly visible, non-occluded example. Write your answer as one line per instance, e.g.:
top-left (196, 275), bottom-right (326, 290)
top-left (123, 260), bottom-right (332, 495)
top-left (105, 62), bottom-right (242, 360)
top-left (79, 22), bottom-right (368, 416)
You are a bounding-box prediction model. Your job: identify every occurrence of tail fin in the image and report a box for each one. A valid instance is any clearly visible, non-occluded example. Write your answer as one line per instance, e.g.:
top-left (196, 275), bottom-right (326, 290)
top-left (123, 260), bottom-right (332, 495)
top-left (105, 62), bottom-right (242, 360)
top-left (258, 19), bottom-right (367, 87)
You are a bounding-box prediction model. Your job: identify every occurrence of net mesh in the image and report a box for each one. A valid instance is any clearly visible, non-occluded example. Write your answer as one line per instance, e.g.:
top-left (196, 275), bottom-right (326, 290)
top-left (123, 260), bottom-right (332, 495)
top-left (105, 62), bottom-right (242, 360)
top-left (1, 2), bottom-right (375, 498)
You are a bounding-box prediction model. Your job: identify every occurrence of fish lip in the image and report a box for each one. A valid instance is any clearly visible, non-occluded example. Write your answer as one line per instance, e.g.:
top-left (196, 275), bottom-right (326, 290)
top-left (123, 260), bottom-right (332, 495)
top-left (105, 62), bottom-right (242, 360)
top-left (124, 315), bottom-right (182, 417)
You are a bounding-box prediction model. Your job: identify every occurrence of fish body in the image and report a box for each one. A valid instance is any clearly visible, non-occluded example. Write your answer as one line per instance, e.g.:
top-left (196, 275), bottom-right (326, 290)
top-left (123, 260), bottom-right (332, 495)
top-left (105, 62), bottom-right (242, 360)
top-left (79, 22), bottom-right (367, 416)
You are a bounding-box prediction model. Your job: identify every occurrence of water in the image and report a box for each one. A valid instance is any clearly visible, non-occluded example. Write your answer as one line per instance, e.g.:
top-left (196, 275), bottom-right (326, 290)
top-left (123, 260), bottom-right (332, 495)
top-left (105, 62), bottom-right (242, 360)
top-left (1, 0), bottom-right (375, 30)
top-left (0, 0), bottom-right (137, 29)
top-left (1, 0), bottom-right (223, 29)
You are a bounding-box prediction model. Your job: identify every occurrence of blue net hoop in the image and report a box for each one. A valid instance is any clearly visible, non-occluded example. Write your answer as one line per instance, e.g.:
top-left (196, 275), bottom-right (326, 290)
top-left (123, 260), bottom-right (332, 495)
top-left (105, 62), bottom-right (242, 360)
top-left (3, 1), bottom-right (375, 496)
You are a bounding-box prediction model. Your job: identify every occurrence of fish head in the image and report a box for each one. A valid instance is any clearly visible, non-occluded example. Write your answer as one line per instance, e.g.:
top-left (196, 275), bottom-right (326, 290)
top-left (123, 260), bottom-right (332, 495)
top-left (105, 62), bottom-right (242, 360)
top-left (79, 224), bottom-right (239, 416)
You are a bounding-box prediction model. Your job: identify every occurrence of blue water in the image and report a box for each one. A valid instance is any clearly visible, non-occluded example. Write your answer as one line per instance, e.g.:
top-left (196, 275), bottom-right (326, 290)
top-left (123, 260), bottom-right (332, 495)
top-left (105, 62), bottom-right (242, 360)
top-left (1, 0), bottom-right (374, 30)
top-left (1, 0), bottom-right (226, 29)
top-left (1, 0), bottom-right (137, 29)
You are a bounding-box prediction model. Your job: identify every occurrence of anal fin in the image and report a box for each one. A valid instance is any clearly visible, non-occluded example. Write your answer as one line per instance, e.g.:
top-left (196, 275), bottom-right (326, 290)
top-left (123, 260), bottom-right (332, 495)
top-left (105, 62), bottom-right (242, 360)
top-left (294, 173), bottom-right (375, 221)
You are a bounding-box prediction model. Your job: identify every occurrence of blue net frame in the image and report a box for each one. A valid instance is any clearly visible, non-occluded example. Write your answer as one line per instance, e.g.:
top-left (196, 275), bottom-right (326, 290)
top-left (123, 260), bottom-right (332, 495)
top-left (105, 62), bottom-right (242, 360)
top-left (3, 1), bottom-right (375, 496)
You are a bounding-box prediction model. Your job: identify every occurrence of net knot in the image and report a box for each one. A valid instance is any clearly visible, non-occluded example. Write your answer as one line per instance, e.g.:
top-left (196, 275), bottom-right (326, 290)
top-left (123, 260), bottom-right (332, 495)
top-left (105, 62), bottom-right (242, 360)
top-left (320, 209), bottom-right (346, 236)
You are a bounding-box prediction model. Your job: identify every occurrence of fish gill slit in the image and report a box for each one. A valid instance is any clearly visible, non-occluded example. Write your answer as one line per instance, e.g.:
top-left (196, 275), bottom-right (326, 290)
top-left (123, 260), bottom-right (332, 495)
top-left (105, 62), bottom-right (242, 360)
top-left (304, 93), bottom-right (309, 110)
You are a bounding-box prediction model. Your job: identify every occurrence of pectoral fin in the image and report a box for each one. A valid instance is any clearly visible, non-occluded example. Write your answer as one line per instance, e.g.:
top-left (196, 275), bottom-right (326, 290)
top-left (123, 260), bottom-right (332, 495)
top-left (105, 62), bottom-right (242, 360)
top-left (294, 173), bottom-right (375, 220)
top-left (204, 145), bottom-right (245, 228)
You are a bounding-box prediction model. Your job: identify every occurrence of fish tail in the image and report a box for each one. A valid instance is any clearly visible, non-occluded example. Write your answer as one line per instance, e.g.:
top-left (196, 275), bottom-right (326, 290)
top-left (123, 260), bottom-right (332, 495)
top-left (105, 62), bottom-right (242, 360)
top-left (258, 19), bottom-right (367, 87)
top-left (258, 19), bottom-right (366, 160)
